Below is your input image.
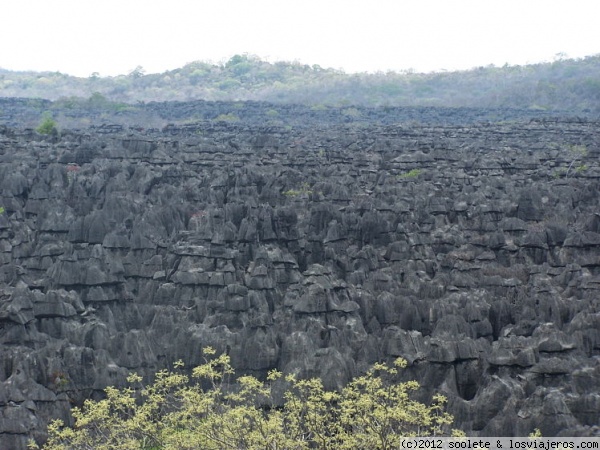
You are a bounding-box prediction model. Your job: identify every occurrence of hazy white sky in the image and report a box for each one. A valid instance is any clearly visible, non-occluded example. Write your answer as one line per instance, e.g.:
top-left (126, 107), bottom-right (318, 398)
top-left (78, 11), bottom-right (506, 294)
top-left (2, 0), bottom-right (599, 77)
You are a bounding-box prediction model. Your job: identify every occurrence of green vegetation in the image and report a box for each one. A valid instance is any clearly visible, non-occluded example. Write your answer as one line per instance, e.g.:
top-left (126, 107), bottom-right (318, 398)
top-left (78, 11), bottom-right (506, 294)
top-left (0, 206), bottom-right (5, 215)
top-left (398, 168), bottom-right (423, 179)
top-left (569, 144), bottom-right (588, 156)
top-left (51, 92), bottom-right (132, 112)
top-left (529, 428), bottom-right (543, 439)
top-left (283, 182), bottom-right (313, 197)
top-left (32, 348), bottom-right (459, 450)
top-left (214, 113), bottom-right (240, 122)
top-left (553, 145), bottom-right (588, 178)
top-left (50, 371), bottom-right (70, 390)
top-left (1, 54), bottom-right (600, 110)
top-left (36, 113), bottom-right (58, 134)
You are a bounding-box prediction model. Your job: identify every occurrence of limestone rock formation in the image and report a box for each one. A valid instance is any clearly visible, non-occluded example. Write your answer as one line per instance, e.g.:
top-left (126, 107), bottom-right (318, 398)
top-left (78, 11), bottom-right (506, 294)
top-left (1, 101), bottom-right (599, 447)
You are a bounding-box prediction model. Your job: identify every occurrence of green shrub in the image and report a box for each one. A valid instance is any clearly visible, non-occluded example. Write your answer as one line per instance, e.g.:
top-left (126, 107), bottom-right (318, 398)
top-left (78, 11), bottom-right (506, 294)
top-left (34, 348), bottom-right (460, 450)
top-left (36, 115), bottom-right (58, 135)
top-left (217, 78), bottom-right (241, 91)
top-left (398, 168), bottom-right (423, 179)
top-left (283, 182), bottom-right (313, 197)
top-left (214, 113), bottom-right (240, 122)
top-left (565, 144), bottom-right (588, 178)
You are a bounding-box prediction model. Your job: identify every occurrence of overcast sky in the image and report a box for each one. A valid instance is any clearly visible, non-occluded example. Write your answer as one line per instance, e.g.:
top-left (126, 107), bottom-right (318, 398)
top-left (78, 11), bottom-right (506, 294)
top-left (2, 0), bottom-right (599, 77)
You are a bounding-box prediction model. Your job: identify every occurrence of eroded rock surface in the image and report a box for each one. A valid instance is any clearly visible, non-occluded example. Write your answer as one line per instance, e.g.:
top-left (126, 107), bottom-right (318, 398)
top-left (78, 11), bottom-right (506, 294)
top-left (1, 103), bottom-right (600, 446)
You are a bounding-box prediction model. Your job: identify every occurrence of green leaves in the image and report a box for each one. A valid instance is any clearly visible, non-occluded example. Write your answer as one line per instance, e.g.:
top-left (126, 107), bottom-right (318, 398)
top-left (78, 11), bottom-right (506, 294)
top-left (41, 350), bottom-right (458, 450)
top-left (36, 114), bottom-right (58, 135)
top-left (398, 168), bottom-right (423, 179)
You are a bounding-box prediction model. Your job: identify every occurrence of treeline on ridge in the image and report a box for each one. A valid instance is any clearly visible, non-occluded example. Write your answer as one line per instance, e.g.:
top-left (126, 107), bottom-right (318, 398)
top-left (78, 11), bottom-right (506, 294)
top-left (1, 54), bottom-right (599, 111)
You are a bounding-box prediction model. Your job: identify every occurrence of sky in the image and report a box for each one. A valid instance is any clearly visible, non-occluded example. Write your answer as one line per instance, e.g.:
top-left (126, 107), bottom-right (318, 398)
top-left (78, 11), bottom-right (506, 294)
top-left (1, 0), bottom-right (599, 77)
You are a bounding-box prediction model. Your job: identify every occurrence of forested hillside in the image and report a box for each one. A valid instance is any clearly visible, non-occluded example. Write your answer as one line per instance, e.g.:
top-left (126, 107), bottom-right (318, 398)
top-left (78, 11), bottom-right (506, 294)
top-left (1, 54), bottom-right (599, 111)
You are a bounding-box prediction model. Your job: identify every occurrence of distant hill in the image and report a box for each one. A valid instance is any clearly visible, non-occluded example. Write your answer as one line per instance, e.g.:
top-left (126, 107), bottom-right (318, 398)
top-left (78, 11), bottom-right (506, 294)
top-left (1, 54), bottom-right (599, 111)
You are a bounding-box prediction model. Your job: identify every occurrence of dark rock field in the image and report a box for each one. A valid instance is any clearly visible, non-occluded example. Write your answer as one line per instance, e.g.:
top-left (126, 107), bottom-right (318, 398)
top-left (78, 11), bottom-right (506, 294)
top-left (0, 99), bottom-right (599, 447)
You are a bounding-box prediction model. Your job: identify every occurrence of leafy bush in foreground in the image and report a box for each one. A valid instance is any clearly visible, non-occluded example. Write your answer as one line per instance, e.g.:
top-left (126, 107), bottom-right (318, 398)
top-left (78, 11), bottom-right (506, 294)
top-left (33, 348), bottom-right (460, 450)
